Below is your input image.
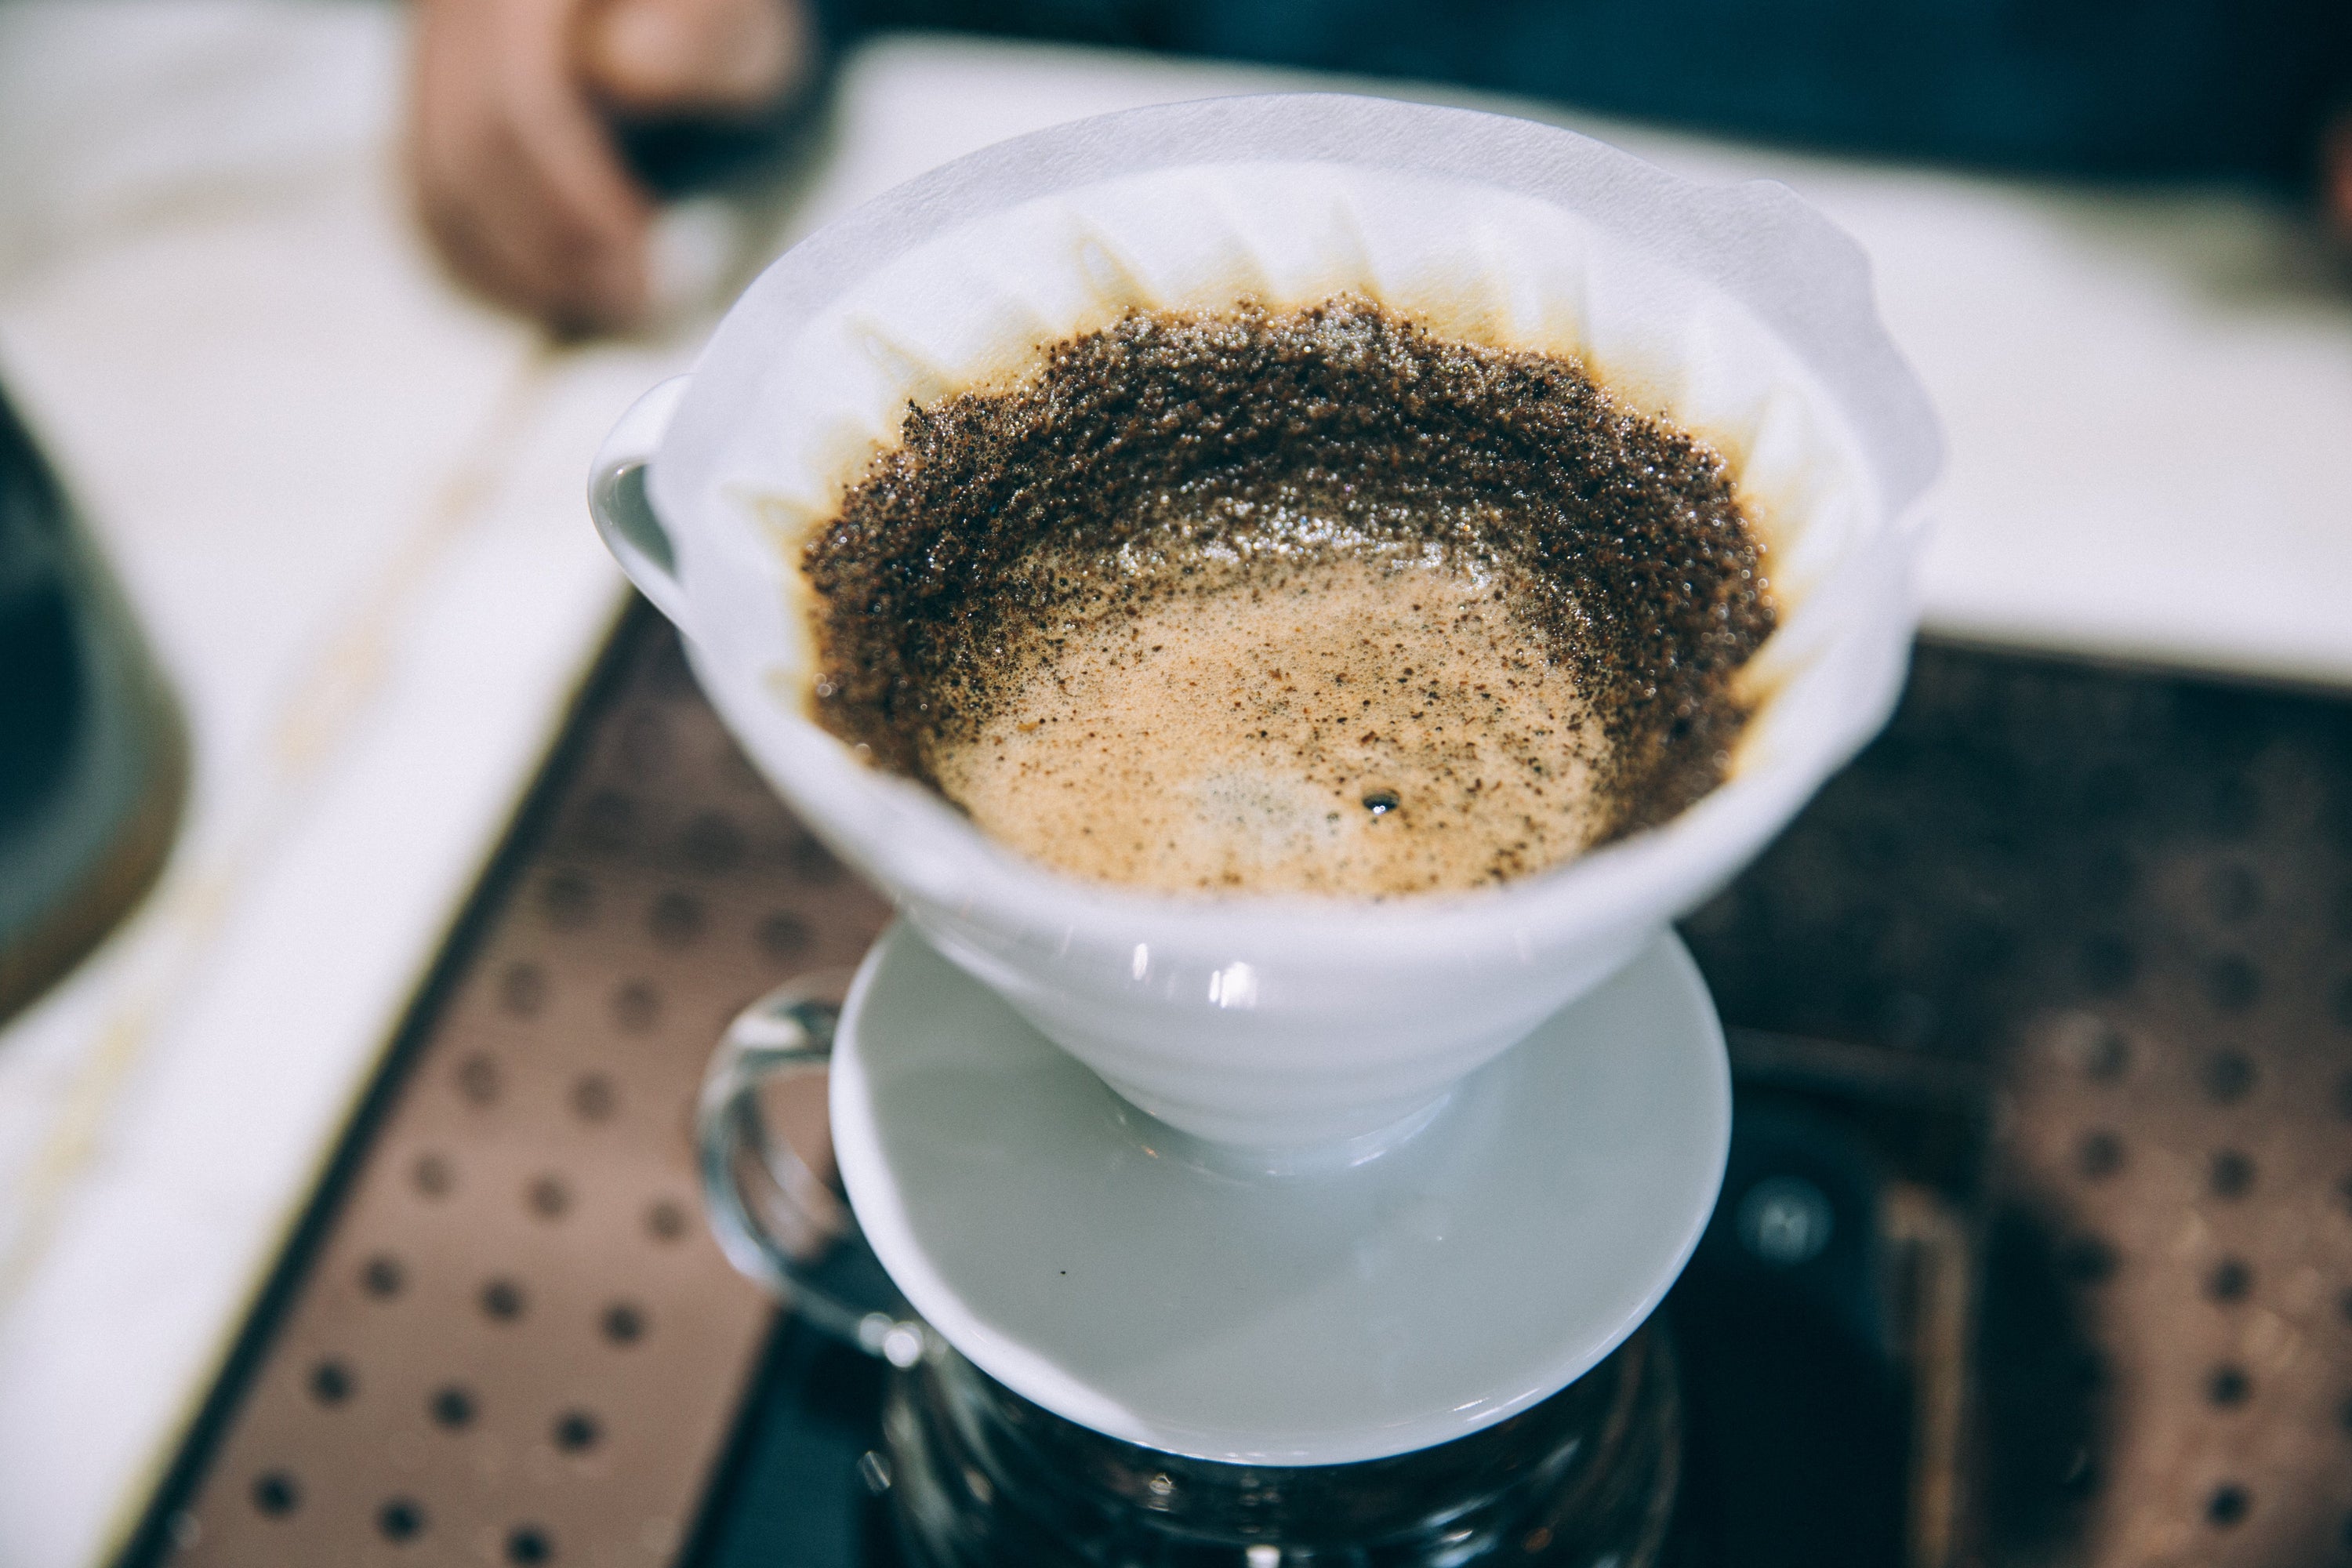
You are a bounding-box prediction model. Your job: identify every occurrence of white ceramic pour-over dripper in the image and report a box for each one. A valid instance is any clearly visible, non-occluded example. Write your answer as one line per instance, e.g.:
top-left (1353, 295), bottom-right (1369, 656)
top-left (596, 93), bottom-right (1938, 1155)
top-left (612, 93), bottom-right (1938, 1468)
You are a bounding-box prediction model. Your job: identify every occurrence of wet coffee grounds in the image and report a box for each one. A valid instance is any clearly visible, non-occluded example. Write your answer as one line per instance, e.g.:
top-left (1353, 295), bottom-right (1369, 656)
top-left (800, 296), bottom-right (1773, 895)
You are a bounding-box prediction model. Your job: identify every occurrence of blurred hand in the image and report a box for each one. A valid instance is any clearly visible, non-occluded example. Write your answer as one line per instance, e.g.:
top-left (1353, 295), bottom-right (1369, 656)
top-left (409, 0), bottom-right (809, 335)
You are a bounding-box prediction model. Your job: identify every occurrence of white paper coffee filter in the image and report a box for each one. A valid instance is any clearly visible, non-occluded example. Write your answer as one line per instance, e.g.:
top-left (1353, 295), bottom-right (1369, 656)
top-left (681, 153), bottom-right (1900, 703)
top-left (655, 97), bottom-right (1936, 849)
top-left (633, 93), bottom-right (1938, 1149)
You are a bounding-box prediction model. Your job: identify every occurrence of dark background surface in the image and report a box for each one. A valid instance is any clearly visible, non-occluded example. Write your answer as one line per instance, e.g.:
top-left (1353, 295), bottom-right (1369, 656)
top-left (829, 0), bottom-right (2352, 183)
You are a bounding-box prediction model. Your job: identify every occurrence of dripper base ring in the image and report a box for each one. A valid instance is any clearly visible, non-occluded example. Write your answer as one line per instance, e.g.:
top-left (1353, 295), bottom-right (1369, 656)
top-left (826, 921), bottom-right (1729, 1465)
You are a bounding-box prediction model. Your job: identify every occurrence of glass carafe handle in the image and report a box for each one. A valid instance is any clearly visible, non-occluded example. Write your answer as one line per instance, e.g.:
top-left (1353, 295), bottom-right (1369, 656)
top-left (696, 978), bottom-right (930, 1367)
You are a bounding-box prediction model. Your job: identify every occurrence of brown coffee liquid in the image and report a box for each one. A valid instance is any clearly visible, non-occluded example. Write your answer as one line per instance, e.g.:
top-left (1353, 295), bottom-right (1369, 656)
top-left (931, 554), bottom-right (1605, 895)
top-left (803, 298), bottom-right (1773, 897)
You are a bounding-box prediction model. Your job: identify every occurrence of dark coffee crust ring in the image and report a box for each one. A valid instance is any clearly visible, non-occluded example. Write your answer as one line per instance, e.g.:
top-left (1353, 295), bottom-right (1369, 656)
top-left (802, 296), bottom-right (1774, 848)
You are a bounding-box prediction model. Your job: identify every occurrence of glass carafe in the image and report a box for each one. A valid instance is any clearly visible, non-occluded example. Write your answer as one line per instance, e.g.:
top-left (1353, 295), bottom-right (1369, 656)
top-left (699, 982), bottom-right (1682, 1568)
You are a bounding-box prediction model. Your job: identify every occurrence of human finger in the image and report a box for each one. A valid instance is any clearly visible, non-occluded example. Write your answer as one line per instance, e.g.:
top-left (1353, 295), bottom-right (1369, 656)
top-left (409, 0), bottom-right (653, 332)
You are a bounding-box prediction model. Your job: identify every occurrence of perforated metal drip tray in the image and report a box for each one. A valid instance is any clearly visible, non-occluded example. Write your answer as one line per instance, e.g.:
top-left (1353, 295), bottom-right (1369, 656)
top-left (122, 605), bottom-right (893, 1568)
top-left (121, 607), bottom-right (2352, 1568)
